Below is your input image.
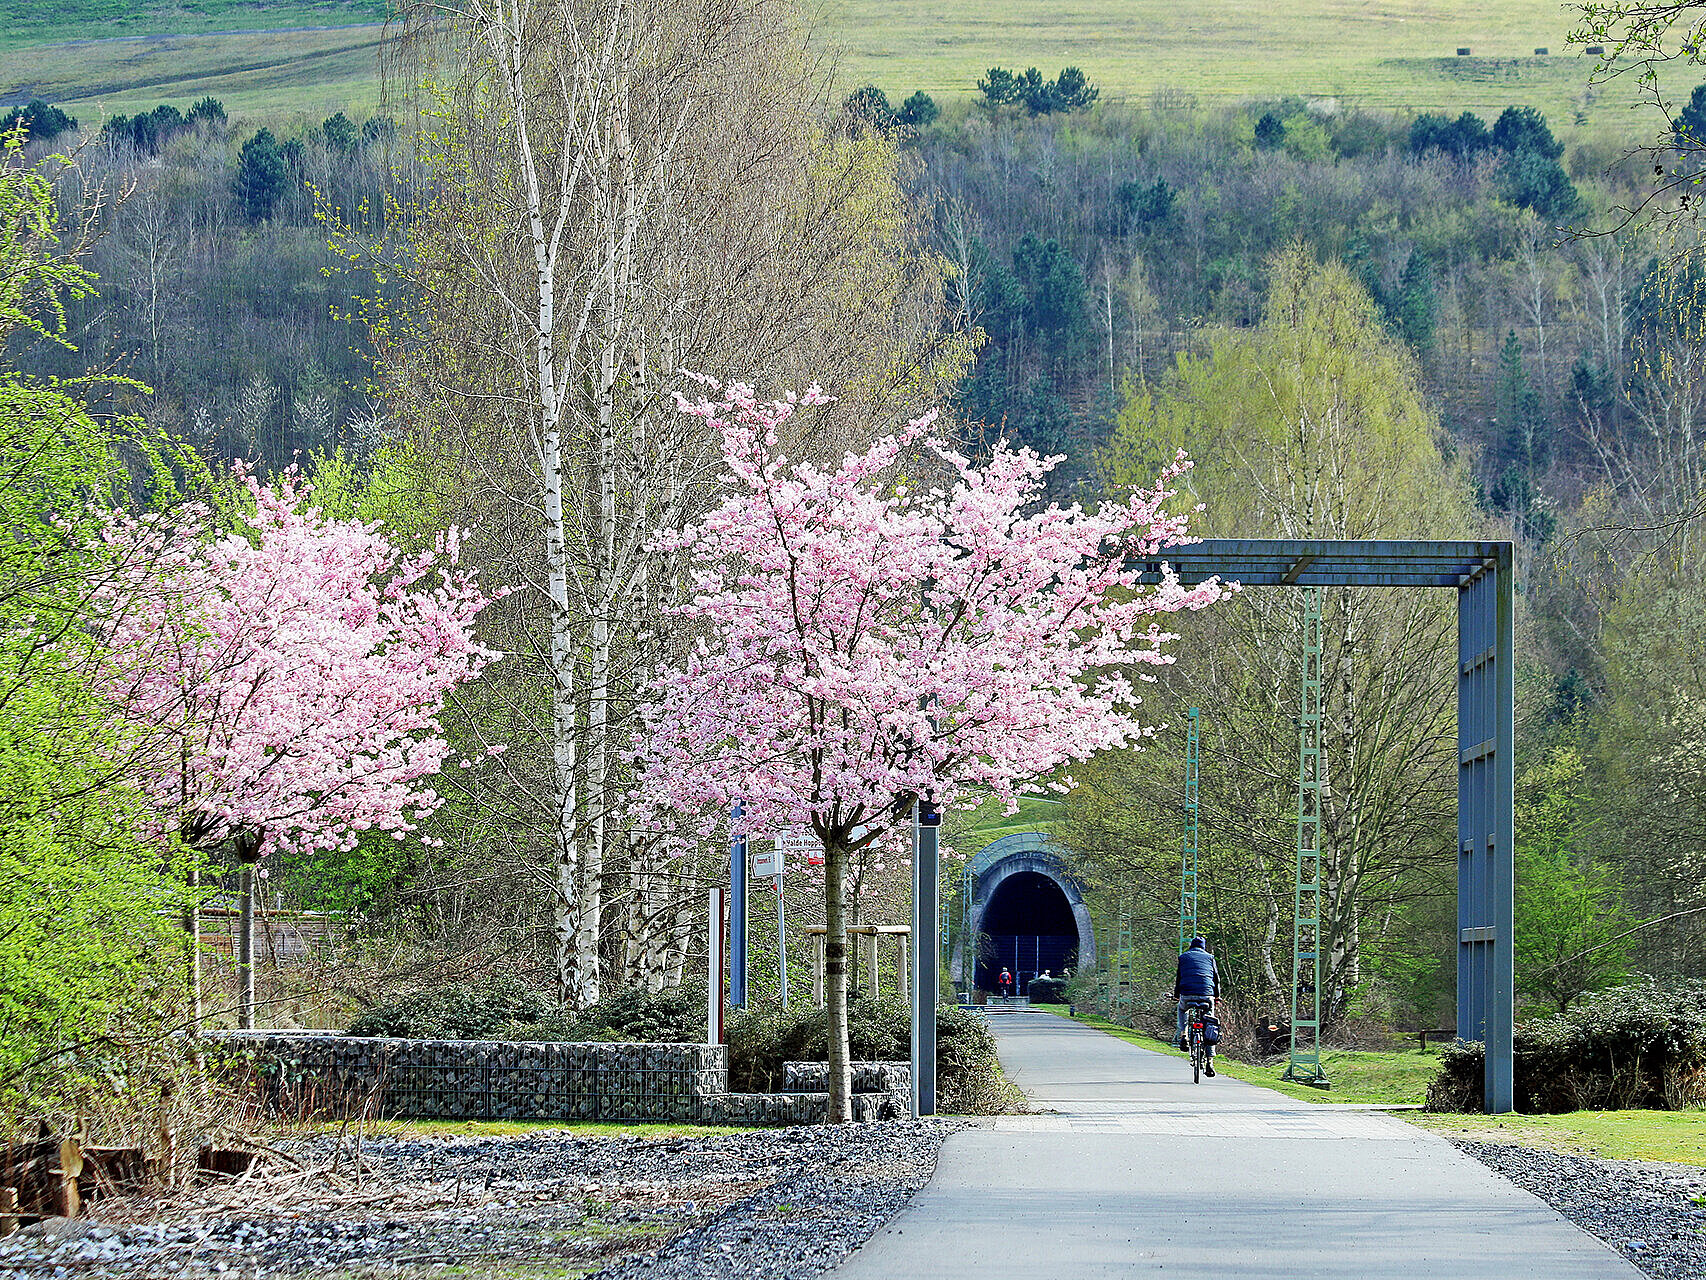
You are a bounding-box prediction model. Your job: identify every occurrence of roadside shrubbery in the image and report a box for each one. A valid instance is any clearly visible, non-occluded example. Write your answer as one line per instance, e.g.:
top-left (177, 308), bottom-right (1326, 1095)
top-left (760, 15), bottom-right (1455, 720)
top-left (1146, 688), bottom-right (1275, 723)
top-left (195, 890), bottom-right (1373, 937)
top-left (1427, 978), bottom-right (1706, 1112)
top-left (727, 997), bottom-right (1014, 1113)
top-left (546, 984), bottom-right (707, 1043)
top-left (1026, 975), bottom-right (1067, 1003)
top-left (346, 977), bottom-right (559, 1040)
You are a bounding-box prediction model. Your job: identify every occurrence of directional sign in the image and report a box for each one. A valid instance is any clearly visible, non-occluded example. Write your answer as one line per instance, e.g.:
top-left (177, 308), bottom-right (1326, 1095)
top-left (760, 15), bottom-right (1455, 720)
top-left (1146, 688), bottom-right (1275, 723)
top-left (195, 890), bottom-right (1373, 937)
top-left (752, 847), bottom-right (782, 879)
top-left (776, 825), bottom-right (822, 866)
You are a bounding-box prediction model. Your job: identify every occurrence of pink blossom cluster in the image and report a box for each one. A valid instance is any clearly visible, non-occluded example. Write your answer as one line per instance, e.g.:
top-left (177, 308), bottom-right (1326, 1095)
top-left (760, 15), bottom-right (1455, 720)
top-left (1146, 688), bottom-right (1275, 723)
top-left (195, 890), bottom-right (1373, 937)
top-left (633, 377), bottom-right (1232, 852)
top-left (99, 468), bottom-right (498, 861)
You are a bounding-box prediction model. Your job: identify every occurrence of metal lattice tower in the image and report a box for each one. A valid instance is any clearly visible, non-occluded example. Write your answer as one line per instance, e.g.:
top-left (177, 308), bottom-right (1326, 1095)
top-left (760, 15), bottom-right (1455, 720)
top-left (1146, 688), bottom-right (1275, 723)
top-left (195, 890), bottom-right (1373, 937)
top-left (1179, 707), bottom-right (1201, 955)
top-left (1284, 586), bottom-right (1330, 1087)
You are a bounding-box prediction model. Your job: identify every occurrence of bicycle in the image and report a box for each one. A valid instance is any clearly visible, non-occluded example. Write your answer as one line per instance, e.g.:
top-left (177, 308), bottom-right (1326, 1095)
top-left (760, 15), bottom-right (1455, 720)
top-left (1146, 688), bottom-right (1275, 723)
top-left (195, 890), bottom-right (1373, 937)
top-left (1182, 998), bottom-right (1215, 1083)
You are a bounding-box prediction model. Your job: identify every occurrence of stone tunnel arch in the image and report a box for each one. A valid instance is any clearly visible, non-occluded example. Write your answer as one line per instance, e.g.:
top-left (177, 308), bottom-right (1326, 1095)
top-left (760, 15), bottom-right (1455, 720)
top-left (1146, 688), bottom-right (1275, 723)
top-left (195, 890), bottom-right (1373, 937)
top-left (952, 832), bottom-right (1096, 996)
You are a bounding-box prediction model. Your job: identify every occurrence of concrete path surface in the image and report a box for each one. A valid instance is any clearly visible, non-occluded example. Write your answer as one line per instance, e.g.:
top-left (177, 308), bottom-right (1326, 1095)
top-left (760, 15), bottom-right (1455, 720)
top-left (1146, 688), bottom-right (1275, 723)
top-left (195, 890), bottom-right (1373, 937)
top-left (832, 1012), bottom-right (1642, 1280)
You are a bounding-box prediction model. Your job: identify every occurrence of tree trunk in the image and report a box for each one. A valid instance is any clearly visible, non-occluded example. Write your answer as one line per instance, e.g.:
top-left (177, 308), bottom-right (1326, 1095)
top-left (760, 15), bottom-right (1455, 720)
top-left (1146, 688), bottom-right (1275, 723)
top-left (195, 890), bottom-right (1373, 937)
top-left (824, 836), bottom-right (853, 1123)
top-left (238, 861), bottom-right (254, 1030)
top-left (184, 851), bottom-right (201, 1030)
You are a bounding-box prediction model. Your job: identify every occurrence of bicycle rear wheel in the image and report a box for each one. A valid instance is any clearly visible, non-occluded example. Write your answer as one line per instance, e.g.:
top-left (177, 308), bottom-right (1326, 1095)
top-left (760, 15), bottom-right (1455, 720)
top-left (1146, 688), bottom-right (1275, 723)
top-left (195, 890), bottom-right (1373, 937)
top-left (1191, 1030), bottom-right (1201, 1083)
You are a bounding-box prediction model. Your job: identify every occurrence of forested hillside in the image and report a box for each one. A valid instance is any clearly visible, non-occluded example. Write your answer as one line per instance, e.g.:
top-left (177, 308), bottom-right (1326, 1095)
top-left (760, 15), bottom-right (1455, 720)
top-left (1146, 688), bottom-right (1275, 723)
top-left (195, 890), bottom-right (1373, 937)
top-left (5, 26), bottom-right (1705, 1096)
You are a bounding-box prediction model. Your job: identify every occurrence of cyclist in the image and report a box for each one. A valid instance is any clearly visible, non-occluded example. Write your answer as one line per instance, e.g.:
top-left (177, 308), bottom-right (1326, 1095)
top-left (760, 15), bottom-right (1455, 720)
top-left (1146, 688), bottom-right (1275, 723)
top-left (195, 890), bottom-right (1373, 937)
top-left (1173, 936), bottom-right (1220, 1077)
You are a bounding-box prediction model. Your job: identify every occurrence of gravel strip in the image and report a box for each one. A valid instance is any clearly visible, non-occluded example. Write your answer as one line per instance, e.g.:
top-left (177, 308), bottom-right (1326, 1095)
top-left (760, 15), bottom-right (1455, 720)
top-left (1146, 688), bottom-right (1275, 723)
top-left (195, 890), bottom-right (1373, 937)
top-left (0, 1120), bottom-right (957, 1280)
top-left (591, 1119), bottom-right (955, 1280)
top-left (1450, 1139), bottom-right (1706, 1279)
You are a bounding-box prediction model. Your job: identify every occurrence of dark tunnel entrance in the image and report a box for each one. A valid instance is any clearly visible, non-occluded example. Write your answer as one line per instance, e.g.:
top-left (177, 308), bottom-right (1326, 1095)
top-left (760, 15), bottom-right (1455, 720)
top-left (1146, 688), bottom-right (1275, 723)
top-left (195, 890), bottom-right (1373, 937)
top-left (978, 870), bottom-right (1079, 993)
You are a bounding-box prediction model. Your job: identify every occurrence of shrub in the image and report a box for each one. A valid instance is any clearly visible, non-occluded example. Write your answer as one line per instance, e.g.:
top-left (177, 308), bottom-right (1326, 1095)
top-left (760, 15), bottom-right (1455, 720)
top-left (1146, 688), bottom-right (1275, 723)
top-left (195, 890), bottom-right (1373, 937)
top-left (1027, 975), bottom-right (1067, 1003)
top-left (346, 976), bottom-right (559, 1039)
top-left (1426, 978), bottom-right (1706, 1112)
top-left (726, 997), bottom-right (1011, 1113)
top-left (550, 983), bottom-right (707, 1043)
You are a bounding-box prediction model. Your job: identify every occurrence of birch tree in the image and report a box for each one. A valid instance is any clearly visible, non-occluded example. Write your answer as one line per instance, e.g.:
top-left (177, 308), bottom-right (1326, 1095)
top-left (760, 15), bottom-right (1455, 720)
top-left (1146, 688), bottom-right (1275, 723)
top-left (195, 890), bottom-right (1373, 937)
top-left (347, 0), bottom-right (970, 1003)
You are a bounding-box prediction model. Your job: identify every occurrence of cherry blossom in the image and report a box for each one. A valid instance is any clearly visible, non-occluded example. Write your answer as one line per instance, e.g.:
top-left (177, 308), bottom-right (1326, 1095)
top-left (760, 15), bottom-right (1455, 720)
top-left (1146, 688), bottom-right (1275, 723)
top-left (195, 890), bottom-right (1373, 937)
top-left (99, 467), bottom-right (498, 862)
top-left (631, 376), bottom-right (1231, 1118)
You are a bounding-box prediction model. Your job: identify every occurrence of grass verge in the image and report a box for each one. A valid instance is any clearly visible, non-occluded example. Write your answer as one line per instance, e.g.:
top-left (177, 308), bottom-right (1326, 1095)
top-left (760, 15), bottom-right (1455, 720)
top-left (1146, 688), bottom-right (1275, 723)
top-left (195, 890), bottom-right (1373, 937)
top-left (1062, 1010), bottom-right (1706, 1165)
top-left (1065, 1012), bottom-right (1441, 1105)
top-left (1410, 1110), bottom-right (1706, 1167)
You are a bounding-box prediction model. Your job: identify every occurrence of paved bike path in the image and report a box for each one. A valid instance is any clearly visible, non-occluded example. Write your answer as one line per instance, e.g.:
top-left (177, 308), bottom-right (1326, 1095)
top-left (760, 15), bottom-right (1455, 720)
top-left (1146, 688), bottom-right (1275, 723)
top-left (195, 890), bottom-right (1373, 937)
top-left (833, 1012), bottom-right (1642, 1280)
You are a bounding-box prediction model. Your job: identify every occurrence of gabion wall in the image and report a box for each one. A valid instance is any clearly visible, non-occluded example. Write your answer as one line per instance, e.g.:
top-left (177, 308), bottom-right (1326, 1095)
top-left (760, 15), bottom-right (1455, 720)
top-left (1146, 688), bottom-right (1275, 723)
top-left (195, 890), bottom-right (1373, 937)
top-left (208, 1033), bottom-right (910, 1125)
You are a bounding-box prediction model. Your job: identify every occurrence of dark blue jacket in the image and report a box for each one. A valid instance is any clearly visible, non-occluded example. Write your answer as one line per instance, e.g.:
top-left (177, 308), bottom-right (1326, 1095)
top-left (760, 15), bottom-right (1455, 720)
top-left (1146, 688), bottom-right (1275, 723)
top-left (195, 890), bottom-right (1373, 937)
top-left (1174, 942), bottom-right (1219, 999)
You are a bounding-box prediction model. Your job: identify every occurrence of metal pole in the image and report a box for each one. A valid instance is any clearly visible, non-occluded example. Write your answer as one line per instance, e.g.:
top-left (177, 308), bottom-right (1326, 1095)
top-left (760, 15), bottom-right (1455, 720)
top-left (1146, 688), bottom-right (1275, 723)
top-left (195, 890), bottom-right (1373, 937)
top-left (1284, 586), bottom-right (1329, 1087)
top-left (729, 802), bottom-right (747, 1008)
top-left (707, 886), bottom-right (726, 1045)
top-left (912, 800), bottom-right (941, 1117)
top-left (1491, 549), bottom-right (1516, 1112)
top-left (776, 876), bottom-right (789, 1009)
top-left (1180, 706), bottom-right (1200, 955)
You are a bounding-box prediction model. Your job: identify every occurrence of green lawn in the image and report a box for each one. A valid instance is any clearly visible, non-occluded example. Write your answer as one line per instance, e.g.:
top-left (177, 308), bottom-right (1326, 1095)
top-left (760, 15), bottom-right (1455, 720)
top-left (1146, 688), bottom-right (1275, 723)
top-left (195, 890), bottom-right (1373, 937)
top-left (0, 0), bottom-right (1676, 131)
top-left (1065, 1012), bottom-right (1706, 1165)
top-left (1068, 1012), bottom-right (1443, 1105)
top-left (954, 793), bottom-right (1059, 847)
top-left (1411, 1110), bottom-right (1706, 1167)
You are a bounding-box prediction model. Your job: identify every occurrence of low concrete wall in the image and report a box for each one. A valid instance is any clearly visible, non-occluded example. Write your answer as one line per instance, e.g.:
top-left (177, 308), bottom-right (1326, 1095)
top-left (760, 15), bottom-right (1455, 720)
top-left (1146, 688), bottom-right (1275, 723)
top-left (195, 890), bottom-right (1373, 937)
top-left (208, 1033), bottom-right (908, 1125)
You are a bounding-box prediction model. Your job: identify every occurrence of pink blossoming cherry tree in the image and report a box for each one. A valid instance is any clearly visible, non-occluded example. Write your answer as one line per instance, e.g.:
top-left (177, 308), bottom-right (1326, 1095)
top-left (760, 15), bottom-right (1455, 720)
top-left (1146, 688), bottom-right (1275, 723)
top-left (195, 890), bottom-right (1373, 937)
top-left (101, 469), bottom-right (497, 1028)
top-left (634, 379), bottom-right (1231, 1120)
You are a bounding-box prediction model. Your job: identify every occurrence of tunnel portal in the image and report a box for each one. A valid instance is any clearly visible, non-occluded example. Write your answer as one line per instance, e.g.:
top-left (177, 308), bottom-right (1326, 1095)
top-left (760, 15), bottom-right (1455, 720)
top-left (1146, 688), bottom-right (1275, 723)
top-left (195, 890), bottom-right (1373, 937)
top-left (955, 832), bottom-right (1096, 997)
top-left (977, 870), bottom-right (1078, 990)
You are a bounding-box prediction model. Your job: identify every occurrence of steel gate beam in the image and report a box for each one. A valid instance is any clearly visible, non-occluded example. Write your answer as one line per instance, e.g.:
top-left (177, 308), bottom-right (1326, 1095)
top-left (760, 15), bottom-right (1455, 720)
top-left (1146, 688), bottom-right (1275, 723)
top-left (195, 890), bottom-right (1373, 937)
top-left (1134, 539), bottom-right (1516, 1114)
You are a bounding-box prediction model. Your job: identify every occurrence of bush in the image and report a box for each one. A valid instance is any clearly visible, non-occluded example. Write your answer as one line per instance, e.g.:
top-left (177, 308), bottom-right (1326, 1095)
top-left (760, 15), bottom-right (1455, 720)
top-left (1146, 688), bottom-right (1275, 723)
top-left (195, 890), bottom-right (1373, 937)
top-left (346, 976), bottom-right (559, 1039)
top-left (549, 983), bottom-right (707, 1043)
top-left (726, 997), bottom-right (1011, 1113)
top-left (1027, 975), bottom-right (1067, 1003)
top-left (1426, 978), bottom-right (1706, 1112)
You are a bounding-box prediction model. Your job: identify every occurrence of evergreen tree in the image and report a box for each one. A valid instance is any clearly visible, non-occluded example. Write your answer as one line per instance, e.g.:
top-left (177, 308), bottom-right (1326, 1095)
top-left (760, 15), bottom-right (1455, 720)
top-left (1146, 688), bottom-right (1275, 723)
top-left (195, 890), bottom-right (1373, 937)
top-left (1254, 111), bottom-right (1286, 151)
top-left (1491, 105), bottom-right (1563, 159)
top-left (322, 111), bottom-right (359, 152)
top-left (1494, 329), bottom-right (1548, 476)
top-left (235, 128), bottom-right (288, 222)
top-left (1395, 249), bottom-right (1436, 352)
top-left (0, 99), bottom-right (76, 143)
top-left (898, 90), bottom-right (938, 128)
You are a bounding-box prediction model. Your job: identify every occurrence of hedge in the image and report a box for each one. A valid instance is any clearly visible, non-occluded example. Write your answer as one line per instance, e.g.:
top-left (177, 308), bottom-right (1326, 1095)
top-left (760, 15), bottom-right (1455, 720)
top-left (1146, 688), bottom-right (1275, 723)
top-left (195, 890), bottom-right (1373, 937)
top-left (1427, 978), bottom-right (1706, 1113)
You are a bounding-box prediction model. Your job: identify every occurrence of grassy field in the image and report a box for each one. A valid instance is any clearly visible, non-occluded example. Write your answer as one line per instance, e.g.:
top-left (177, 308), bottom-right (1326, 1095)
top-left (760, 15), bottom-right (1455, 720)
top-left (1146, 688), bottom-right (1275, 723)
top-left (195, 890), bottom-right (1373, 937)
top-left (0, 0), bottom-right (1671, 131)
top-left (954, 793), bottom-right (1061, 848)
top-left (1412, 1110), bottom-right (1706, 1167)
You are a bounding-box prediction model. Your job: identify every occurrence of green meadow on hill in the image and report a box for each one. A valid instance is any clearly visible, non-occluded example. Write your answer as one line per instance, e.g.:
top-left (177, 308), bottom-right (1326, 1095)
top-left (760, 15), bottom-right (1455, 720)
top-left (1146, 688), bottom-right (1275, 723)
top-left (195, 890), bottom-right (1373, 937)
top-left (0, 0), bottom-right (1645, 126)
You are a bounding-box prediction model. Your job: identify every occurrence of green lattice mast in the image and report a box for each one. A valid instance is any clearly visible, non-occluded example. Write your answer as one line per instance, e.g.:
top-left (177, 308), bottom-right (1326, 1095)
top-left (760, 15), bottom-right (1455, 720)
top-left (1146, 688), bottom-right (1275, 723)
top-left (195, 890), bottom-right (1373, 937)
top-left (1179, 707), bottom-right (1201, 955)
top-left (1284, 587), bottom-right (1330, 1087)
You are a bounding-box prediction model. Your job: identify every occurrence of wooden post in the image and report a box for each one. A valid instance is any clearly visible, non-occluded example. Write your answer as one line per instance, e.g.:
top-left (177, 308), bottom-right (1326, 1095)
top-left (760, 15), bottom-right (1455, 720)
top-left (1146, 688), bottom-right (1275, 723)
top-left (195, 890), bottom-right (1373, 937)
top-left (864, 932), bottom-right (878, 999)
top-left (0, 1187), bottom-right (17, 1236)
top-left (157, 1083), bottom-right (176, 1187)
top-left (897, 935), bottom-right (909, 1004)
top-left (239, 861), bottom-right (255, 1030)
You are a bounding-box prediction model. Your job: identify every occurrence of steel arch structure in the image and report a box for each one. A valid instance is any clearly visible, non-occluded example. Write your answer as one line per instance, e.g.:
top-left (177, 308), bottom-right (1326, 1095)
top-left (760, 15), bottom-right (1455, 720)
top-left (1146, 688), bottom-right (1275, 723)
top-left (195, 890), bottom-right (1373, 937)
top-left (1134, 539), bottom-right (1515, 1114)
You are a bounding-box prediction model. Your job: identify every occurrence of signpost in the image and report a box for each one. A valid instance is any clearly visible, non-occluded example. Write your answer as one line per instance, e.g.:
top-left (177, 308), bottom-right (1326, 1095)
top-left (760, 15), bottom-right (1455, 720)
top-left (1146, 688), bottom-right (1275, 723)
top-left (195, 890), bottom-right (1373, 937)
top-left (776, 825), bottom-right (821, 865)
top-left (754, 844), bottom-right (788, 1006)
